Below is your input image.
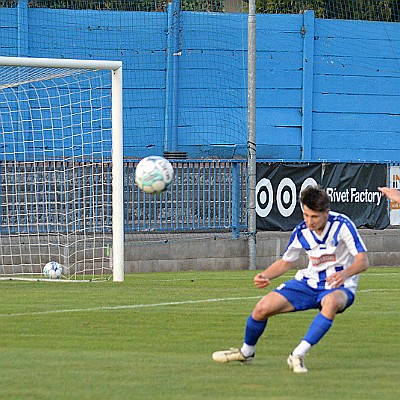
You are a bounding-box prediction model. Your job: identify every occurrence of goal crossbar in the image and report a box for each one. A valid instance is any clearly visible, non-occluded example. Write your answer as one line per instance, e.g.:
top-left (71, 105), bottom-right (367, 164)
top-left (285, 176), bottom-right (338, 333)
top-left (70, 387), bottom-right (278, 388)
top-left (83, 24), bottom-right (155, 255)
top-left (0, 56), bottom-right (122, 71)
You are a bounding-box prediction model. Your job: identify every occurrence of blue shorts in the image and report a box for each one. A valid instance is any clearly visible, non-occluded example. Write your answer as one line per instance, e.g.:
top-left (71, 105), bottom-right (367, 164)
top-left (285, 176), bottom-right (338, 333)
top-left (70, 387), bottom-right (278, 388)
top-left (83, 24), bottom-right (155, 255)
top-left (273, 279), bottom-right (355, 312)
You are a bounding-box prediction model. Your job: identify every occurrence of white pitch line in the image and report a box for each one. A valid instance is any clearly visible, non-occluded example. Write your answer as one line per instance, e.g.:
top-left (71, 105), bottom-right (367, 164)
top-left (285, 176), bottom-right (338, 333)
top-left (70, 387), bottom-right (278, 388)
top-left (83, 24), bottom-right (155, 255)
top-left (0, 296), bottom-right (262, 318)
top-left (358, 288), bottom-right (400, 293)
top-left (1, 288), bottom-right (398, 318)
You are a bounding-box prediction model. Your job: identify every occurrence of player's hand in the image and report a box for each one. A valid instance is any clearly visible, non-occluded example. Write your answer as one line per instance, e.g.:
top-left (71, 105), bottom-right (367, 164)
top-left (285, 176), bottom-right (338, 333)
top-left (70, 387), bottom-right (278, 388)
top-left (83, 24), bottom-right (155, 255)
top-left (326, 272), bottom-right (345, 288)
top-left (378, 187), bottom-right (400, 203)
top-left (254, 273), bottom-right (270, 289)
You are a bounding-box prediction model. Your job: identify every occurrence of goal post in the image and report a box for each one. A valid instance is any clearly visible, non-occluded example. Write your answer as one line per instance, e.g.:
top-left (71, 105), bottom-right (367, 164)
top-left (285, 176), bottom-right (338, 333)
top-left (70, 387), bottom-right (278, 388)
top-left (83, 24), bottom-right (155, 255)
top-left (0, 56), bottom-right (124, 282)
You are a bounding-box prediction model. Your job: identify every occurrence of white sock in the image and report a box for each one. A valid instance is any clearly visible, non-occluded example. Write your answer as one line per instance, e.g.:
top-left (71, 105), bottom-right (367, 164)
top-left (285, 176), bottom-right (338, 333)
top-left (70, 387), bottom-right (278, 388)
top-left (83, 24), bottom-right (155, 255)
top-left (240, 343), bottom-right (255, 357)
top-left (292, 340), bottom-right (312, 357)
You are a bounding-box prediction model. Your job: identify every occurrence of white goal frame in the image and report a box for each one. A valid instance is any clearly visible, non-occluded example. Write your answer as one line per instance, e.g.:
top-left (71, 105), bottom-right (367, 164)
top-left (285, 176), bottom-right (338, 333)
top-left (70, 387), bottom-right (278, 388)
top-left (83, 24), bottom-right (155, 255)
top-left (0, 56), bottom-right (124, 282)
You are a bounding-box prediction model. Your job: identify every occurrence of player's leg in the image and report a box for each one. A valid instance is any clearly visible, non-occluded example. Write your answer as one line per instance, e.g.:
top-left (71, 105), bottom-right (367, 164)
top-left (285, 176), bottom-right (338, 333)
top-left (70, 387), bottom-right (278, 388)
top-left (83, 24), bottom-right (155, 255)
top-left (289, 289), bottom-right (353, 373)
top-left (212, 291), bottom-right (293, 364)
top-left (241, 291), bottom-right (295, 355)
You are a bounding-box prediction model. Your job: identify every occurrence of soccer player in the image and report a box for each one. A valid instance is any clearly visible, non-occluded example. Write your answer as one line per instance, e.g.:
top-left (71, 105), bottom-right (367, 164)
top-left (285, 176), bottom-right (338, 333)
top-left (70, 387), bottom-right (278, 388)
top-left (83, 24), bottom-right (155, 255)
top-left (379, 186), bottom-right (400, 203)
top-left (212, 186), bottom-right (368, 373)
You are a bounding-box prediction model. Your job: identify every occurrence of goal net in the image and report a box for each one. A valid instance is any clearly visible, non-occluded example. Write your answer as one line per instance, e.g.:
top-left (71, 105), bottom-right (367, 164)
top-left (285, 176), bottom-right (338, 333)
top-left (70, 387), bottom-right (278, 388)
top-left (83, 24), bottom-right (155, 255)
top-left (0, 56), bottom-right (124, 282)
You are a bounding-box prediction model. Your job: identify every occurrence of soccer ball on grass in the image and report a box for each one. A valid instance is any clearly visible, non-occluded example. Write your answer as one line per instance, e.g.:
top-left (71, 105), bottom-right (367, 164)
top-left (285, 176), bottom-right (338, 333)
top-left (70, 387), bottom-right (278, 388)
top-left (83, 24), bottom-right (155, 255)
top-left (135, 156), bottom-right (174, 194)
top-left (43, 261), bottom-right (63, 279)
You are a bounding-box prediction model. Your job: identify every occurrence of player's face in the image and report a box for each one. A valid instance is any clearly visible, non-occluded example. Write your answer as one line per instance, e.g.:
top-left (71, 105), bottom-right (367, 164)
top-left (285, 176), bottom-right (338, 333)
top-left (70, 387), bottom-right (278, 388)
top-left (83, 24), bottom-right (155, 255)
top-left (302, 205), bottom-right (329, 235)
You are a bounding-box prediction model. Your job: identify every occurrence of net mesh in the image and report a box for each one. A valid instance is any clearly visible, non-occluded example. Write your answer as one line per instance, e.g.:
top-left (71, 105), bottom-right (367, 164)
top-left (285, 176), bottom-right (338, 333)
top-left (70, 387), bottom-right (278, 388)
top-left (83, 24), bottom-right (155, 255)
top-left (24, 1), bottom-right (400, 22)
top-left (255, 1), bottom-right (400, 22)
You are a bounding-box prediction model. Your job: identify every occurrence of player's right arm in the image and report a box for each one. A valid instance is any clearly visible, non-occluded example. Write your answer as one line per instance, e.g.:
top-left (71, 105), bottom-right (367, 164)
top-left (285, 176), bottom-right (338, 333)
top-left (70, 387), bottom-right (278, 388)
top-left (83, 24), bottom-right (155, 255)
top-left (254, 258), bottom-right (294, 289)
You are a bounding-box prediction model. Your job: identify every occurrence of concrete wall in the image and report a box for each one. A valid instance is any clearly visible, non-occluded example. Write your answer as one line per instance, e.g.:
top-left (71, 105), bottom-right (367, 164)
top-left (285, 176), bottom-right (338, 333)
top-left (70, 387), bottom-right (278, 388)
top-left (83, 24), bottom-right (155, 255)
top-left (124, 228), bottom-right (400, 273)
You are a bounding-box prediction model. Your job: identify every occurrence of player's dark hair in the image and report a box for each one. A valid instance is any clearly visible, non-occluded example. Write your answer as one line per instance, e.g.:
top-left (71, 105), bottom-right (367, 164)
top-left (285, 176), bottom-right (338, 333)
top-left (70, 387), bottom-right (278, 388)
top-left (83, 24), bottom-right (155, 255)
top-left (300, 186), bottom-right (330, 212)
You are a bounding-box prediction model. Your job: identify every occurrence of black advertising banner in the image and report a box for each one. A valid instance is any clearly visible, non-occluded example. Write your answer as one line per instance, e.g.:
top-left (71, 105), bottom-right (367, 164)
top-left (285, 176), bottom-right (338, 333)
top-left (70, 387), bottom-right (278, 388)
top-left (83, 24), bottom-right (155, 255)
top-left (256, 162), bottom-right (389, 231)
top-left (321, 163), bottom-right (389, 229)
top-left (256, 163), bottom-right (322, 231)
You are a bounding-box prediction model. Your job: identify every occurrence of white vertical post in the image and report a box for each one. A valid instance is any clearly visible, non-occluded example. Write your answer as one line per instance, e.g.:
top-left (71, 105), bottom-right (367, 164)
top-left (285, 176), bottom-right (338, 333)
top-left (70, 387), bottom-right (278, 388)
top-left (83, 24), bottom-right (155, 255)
top-left (111, 65), bottom-right (125, 282)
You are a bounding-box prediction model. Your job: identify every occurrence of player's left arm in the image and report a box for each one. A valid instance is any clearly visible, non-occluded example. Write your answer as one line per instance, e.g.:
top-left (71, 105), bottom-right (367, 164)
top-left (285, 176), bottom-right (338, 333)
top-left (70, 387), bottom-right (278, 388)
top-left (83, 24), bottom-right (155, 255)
top-left (326, 252), bottom-right (369, 289)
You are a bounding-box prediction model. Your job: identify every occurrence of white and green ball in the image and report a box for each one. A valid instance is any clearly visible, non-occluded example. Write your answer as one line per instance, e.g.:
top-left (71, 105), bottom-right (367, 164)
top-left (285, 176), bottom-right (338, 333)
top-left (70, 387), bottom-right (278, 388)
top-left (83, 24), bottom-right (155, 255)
top-left (135, 156), bottom-right (174, 194)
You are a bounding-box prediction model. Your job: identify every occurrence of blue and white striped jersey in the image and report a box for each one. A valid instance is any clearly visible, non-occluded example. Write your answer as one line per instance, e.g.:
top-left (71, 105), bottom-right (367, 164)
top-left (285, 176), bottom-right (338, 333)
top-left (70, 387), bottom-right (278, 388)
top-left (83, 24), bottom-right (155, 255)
top-left (282, 211), bottom-right (367, 294)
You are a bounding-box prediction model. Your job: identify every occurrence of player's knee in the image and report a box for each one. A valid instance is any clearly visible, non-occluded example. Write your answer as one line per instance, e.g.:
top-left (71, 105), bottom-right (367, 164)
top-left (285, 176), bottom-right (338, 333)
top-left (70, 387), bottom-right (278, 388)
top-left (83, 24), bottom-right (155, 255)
top-left (252, 302), bottom-right (269, 320)
top-left (252, 296), bottom-right (276, 319)
top-left (252, 293), bottom-right (291, 319)
top-left (321, 292), bottom-right (347, 314)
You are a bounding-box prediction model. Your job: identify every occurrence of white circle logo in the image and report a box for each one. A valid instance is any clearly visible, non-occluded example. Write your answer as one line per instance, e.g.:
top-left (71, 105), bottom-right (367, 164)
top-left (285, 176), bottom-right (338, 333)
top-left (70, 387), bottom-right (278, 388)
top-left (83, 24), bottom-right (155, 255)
top-left (256, 178), bottom-right (273, 218)
top-left (276, 178), bottom-right (296, 217)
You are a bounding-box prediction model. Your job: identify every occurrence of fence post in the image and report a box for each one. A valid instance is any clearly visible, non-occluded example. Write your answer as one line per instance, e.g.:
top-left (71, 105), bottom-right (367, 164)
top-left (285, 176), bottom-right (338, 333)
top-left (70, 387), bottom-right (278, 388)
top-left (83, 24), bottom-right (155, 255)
top-left (164, 0), bottom-right (181, 154)
top-left (301, 10), bottom-right (315, 160)
top-left (17, 0), bottom-right (29, 57)
top-left (231, 162), bottom-right (240, 238)
top-left (247, 0), bottom-right (257, 270)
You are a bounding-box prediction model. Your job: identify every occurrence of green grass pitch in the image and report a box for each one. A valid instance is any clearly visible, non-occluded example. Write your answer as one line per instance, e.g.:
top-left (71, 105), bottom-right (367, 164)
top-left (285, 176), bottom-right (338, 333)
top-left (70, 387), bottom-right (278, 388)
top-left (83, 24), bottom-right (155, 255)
top-left (0, 267), bottom-right (398, 399)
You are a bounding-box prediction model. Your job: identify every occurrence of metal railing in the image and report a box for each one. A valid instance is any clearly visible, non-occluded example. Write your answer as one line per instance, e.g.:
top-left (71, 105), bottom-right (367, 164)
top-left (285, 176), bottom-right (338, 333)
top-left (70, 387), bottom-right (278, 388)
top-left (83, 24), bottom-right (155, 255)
top-left (124, 159), bottom-right (248, 236)
top-left (0, 159), bottom-right (248, 236)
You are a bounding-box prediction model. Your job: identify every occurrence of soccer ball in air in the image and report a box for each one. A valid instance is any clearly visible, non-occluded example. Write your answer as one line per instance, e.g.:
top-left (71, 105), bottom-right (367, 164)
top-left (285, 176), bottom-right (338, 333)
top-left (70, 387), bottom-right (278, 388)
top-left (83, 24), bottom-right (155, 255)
top-left (135, 156), bottom-right (174, 194)
top-left (43, 261), bottom-right (63, 279)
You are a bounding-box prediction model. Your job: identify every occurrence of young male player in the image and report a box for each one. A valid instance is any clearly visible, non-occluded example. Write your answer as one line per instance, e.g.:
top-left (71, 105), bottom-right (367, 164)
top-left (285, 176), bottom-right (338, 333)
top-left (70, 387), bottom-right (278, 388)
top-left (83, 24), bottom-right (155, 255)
top-left (212, 186), bottom-right (369, 373)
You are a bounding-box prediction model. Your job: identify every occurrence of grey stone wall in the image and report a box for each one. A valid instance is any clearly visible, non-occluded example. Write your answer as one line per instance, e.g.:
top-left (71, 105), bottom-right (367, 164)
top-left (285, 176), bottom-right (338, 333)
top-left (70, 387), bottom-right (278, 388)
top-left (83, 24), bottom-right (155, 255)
top-left (124, 229), bottom-right (400, 273)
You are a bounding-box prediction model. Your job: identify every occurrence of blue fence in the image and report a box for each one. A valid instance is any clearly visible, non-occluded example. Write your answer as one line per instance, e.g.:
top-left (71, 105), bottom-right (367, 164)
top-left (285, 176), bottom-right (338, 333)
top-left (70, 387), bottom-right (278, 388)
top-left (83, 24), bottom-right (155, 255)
top-left (2, 6), bottom-right (400, 162)
top-left (0, 159), bottom-right (248, 236)
top-left (124, 159), bottom-right (248, 235)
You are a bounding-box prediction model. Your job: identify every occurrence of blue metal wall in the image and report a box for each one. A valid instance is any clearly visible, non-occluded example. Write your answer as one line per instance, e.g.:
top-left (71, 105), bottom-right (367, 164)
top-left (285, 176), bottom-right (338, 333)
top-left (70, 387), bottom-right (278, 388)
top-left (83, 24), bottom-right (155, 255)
top-left (0, 5), bottom-right (399, 162)
top-left (256, 12), bottom-right (400, 161)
